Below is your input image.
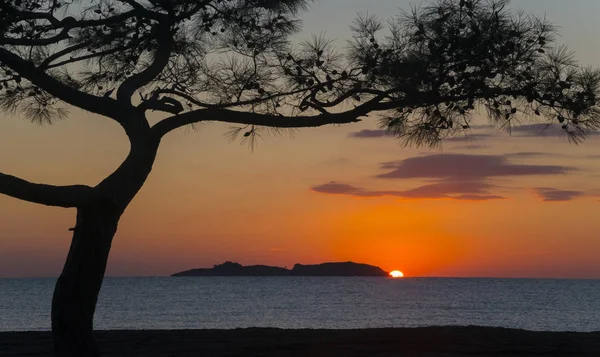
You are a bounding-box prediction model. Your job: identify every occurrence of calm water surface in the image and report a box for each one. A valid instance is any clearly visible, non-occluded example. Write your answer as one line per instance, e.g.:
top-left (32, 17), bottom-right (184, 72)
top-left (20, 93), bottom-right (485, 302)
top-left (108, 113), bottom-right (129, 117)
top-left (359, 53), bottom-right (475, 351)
top-left (1, 277), bottom-right (599, 331)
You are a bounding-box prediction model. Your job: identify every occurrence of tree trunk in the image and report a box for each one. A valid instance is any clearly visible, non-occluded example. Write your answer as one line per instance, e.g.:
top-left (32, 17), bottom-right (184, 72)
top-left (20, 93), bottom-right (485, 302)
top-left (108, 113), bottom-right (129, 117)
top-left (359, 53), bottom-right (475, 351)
top-left (51, 136), bottom-right (159, 357)
top-left (51, 201), bottom-right (120, 357)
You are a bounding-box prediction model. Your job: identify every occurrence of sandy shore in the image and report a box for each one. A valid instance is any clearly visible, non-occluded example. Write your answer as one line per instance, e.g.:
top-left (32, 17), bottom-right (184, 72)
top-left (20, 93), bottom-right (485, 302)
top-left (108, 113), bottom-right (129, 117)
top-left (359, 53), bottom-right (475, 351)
top-left (2, 327), bottom-right (600, 356)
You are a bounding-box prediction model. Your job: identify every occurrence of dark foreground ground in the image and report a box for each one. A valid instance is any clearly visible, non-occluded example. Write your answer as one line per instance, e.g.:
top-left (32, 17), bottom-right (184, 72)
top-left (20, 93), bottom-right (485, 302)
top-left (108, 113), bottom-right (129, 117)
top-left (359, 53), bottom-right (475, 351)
top-left (2, 327), bottom-right (600, 356)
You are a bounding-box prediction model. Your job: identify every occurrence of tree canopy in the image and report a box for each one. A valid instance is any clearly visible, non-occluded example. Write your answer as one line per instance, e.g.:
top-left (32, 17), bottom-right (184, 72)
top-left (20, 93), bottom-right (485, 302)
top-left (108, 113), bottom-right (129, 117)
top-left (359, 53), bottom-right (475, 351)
top-left (2, 2), bottom-right (600, 356)
top-left (1, 0), bottom-right (598, 148)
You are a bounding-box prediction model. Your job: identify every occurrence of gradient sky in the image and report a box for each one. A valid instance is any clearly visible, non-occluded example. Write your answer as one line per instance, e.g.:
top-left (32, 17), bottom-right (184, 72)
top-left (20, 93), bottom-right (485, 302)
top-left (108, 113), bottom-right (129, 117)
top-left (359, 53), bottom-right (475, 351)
top-left (2, 0), bottom-right (600, 278)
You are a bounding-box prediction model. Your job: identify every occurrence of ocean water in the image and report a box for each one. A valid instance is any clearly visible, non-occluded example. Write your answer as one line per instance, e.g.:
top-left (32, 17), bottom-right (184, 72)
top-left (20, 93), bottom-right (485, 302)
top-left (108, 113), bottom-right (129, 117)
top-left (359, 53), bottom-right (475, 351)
top-left (0, 277), bottom-right (599, 332)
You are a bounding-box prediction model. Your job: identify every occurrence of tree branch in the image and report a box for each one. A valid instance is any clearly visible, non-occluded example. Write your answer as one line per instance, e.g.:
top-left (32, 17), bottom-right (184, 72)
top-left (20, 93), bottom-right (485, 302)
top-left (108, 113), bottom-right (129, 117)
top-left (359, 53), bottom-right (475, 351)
top-left (0, 48), bottom-right (127, 123)
top-left (155, 87), bottom-right (317, 110)
top-left (117, 24), bottom-right (174, 103)
top-left (74, 10), bottom-right (141, 28)
top-left (118, 0), bottom-right (169, 21)
top-left (151, 102), bottom-right (378, 138)
top-left (0, 172), bottom-right (93, 208)
top-left (151, 87), bottom-right (527, 138)
top-left (39, 41), bottom-right (92, 68)
top-left (0, 4), bottom-right (61, 26)
top-left (43, 45), bottom-right (132, 70)
top-left (0, 29), bottom-right (70, 46)
top-left (138, 95), bottom-right (184, 114)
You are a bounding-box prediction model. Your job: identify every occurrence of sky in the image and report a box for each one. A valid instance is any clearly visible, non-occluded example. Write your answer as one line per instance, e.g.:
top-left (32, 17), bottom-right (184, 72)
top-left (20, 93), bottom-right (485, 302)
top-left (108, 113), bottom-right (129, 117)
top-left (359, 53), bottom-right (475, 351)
top-left (2, 0), bottom-right (600, 278)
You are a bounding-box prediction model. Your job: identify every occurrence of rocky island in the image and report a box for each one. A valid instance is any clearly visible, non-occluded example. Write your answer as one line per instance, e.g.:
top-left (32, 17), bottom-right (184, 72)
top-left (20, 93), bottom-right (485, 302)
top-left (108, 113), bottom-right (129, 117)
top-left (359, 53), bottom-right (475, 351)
top-left (172, 261), bottom-right (389, 277)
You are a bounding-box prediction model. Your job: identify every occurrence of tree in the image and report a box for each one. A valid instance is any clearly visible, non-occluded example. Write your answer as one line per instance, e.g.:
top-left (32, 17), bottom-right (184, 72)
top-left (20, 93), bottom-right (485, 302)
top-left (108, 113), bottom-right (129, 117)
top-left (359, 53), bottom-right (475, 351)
top-left (0, 0), bottom-right (598, 356)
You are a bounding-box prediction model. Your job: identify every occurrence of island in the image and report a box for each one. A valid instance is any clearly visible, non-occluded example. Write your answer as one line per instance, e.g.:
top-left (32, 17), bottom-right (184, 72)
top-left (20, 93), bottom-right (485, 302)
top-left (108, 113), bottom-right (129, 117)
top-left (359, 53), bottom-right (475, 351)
top-left (172, 261), bottom-right (389, 277)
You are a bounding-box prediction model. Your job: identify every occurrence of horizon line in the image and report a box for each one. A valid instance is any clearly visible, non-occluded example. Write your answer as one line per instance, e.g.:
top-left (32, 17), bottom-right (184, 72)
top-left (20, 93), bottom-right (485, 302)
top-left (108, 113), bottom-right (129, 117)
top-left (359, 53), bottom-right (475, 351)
top-left (2, 275), bottom-right (600, 280)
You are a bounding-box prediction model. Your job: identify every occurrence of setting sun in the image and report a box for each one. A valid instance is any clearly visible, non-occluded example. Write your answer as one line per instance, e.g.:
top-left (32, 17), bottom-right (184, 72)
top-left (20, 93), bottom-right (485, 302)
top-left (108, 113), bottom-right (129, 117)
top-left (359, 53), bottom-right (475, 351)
top-left (389, 270), bottom-right (404, 278)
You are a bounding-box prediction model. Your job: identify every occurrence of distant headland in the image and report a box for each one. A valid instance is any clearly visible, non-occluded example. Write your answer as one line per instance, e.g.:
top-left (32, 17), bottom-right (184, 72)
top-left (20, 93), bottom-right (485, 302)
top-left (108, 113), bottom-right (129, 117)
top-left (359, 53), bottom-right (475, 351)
top-left (172, 261), bottom-right (389, 277)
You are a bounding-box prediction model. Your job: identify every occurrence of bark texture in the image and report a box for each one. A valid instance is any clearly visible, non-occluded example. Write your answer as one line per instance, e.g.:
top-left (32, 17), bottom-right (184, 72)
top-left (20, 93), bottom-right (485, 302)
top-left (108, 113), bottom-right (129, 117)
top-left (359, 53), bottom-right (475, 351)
top-left (51, 138), bottom-right (159, 357)
top-left (51, 202), bottom-right (120, 357)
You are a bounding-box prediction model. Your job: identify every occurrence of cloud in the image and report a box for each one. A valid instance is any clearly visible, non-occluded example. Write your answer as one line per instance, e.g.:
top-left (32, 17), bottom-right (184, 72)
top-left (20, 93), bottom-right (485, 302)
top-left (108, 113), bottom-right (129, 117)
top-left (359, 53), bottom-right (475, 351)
top-left (444, 133), bottom-right (494, 142)
top-left (311, 182), bottom-right (391, 198)
top-left (453, 194), bottom-right (506, 201)
top-left (471, 124), bottom-right (496, 130)
top-left (311, 181), bottom-right (505, 201)
top-left (399, 181), bottom-right (497, 198)
top-left (504, 152), bottom-right (552, 158)
top-left (313, 153), bottom-right (590, 204)
top-left (451, 144), bottom-right (489, 150)
top-left (377, 154), bottom-right (571, 180)
top-left (348, 130), bottom-right (493, 142)
top-left (533, 188), bottom-right (584, 202)
top-left (348, 123), bottom-right (599, 143)
top-left (509, 123), bottom-right (600, 137)
top-left (507, 124), bottom-right (564, 137)
top-left (348, 129), bottom-right (392, 138)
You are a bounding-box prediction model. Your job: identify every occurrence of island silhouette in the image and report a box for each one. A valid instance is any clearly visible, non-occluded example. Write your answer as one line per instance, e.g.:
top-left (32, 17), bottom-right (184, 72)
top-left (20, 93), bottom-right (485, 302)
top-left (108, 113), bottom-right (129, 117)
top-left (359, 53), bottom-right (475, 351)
top-left (172, 261), bottom-right (389, 277)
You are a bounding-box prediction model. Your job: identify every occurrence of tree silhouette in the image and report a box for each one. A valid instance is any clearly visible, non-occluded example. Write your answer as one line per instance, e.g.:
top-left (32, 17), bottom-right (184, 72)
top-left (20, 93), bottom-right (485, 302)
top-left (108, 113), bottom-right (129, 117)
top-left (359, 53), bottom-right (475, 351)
top-left (0, 0), bottom-right (598, 356)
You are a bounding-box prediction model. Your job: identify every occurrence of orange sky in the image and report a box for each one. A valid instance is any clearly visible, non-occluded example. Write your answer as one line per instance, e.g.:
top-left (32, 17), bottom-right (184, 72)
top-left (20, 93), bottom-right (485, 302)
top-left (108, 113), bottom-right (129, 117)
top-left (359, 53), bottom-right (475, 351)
top-left (2, 1), bottom-right (600, 278)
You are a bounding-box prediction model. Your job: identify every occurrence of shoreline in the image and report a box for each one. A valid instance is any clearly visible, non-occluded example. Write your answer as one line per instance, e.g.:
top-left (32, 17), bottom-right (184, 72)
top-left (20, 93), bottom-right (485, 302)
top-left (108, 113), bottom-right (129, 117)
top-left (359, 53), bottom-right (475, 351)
top-left (3, 326), bottom-right (600, 356)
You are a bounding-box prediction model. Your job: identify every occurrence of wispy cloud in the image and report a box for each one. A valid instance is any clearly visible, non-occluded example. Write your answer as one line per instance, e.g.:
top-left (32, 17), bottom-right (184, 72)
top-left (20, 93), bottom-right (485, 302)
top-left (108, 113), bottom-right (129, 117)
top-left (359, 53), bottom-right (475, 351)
top-left (348, 123), bottom-right (600, 144)
top-left (377, 154), bottom-right (571, 180)
top-left (533, 188), bottom-right (584, 202)
top-left (503, 152), bottom-right (552, 158)
top-left (509, 123), bottom-right (600, 137)
top-left (443, 133), bottom-right (495, 142)
top-left (311, 181), bottom-right (505, 201)
top-left (311, 153), bottom-right (591, 203)
top-left (450, 144), bottom-right (490, 150)
top-left (348, 130), bottom-right (494, 142)
top-left (348, 129), bottom-right (392, 138)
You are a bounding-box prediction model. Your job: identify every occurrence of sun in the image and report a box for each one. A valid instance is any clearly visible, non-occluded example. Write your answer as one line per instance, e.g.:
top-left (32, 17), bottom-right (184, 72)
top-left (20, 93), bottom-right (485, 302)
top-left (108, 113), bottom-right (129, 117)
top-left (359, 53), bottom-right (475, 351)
top-left (389, 270), bottom-right (404, 278)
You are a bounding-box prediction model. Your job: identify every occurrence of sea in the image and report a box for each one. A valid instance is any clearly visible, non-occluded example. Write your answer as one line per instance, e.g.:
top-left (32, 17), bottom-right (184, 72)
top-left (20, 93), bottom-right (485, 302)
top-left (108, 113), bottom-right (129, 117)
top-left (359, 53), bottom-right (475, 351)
top-left (1, 277), bottom-right (599, 332)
